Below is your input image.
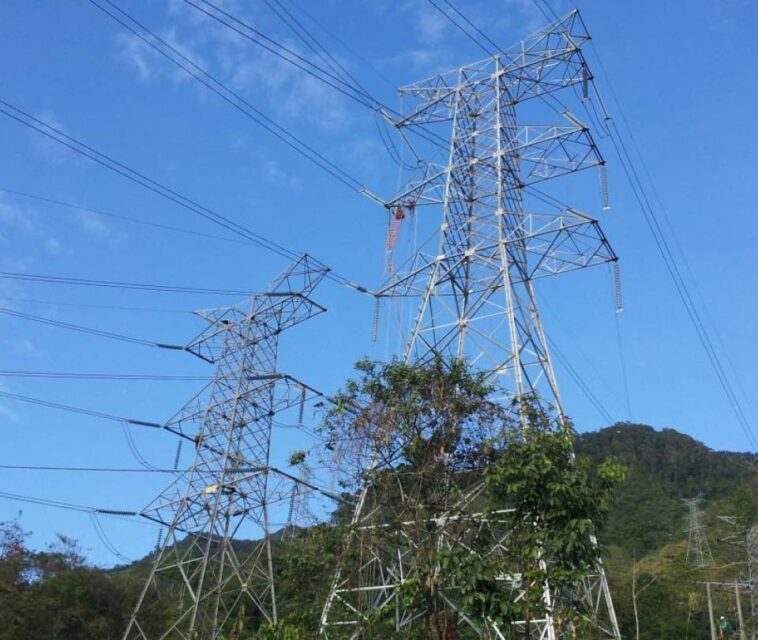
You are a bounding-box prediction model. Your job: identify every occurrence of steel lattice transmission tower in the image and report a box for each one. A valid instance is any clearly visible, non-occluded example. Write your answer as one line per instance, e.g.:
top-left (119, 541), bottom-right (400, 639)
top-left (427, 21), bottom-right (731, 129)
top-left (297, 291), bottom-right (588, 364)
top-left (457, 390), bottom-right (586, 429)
top-left (322, 10), bottom-right (621, 639)
top-left (684, 497), bottom-right (714, 568)
top-left (283, 457), bottom-right (318, 540)
top-left (124, 255), bottom-right (329, 640)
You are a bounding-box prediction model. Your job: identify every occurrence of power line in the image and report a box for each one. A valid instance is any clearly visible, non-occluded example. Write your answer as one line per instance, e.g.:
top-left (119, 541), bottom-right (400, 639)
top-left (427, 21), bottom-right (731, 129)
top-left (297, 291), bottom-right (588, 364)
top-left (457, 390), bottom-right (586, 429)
top-left (90, 512), bottom-right (132, 563)
top-left (0, 98), bottom-right (298, 261)
top-left (0, 390), bottom-right (163, 428)
top-left (0, 269), bottom-right (255, 296)
top-left (425, 0), bottom-right (495, 57)
top-left (0, 489), bottom-right (138, 516)
top-left (0, 464), bottom-right (242, 473)
top-left (441, 0), bottom-right (502, 52)
top-left (0, 371), bottom-right (209, 381)
top-left (530, 0), bottom-right (552, 23)
top-left (182, 0), bottom-right (376, 109)
top-left (0, 461), bottom-right (340, 503)
top-left (435, 1), bottom-right (755, 450)
top-left (0, 483), bottom-right (329, 519)
top-left (0, 295), bottom-right (189, 314)
top-left (0, 388), bottom-right (331, 447)
top-left (531, 0), bottom-right (560, 23)
top-left (0, 306), bottom-right (185, 350)
top-left (262, 0), bottom-right (372, 99)
top-left (547, 336), bottom-right (616, 425)
top-left (264, 0), bottom-right (418, 175)
top-left (585, 42), bottom-right (757, 450)
top-left (86, 0), bottom-right (368, 195)
top-left (612, 299), bottom-right (634, 422)
top-left (0, 99), bottom-right (376, 296)
top-left (0, 186), bottom-right (252, 246)
top-left (180, 0), bottom-right (450, 154)
top-left (541, 296), bottom-right (630, 419)
top-left (285, 0), bottom-right (397, 90)
top-left (606, 120), bottom-right (757, 450)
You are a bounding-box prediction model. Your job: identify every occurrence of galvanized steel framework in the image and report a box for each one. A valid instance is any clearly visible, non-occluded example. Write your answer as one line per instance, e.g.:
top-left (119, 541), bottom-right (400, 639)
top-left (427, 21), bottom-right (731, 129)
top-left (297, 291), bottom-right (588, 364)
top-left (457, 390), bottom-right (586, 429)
top-left (684, 497), bottom-right (715, 568)
top-left (322, 11), bottom-right (621, 639)
top-left (123, 255), bottom-right (329, 640)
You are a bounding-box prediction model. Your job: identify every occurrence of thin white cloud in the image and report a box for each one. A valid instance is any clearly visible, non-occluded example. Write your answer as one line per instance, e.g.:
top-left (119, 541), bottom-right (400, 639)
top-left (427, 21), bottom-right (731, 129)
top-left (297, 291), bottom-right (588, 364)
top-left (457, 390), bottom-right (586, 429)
top-left (500, 0), bottom-right (549, 33)
top-left (31, 112), bottom-right (72, 163)
top-left (262, 160), bottom-right (299, 189)
top-left (1, 255), bottom-right (36, 273)
top-left (74, 209), bottom-right (113, 238)
top-left (116, 32), bottom-right (155, 81)
top-left (44, 238), bottom-right (63, 255)
top-left (7, 338), bottom-right (46, 359)
top-left (344, 137), bottom-right (385, 182)
top-left (115, 27), bottom-right (206, 85)
top-left (114, 2), bottom-right (350, 131)
top-left (384, 47), bottom-right (457, 79)
top-left (415, 2), bottom-right (450, 44)
top-left (0, 403), bottom-right (19, 423)
top-left (229, 44), bottom-right (349, 130)
top-left (0, 195), bottom-right (34, 231)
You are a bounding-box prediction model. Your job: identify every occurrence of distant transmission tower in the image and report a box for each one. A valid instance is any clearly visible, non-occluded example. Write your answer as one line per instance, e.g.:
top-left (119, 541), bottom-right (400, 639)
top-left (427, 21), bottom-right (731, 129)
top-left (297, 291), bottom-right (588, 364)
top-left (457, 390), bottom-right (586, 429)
top-left (684, 496), bottom-right (714, 568)
top-left (322, 10), bottom-right (621, 639)
top-left (124, 255), bottom-right (329, 640)
top-left (284, 457), bottom-right (317, 540)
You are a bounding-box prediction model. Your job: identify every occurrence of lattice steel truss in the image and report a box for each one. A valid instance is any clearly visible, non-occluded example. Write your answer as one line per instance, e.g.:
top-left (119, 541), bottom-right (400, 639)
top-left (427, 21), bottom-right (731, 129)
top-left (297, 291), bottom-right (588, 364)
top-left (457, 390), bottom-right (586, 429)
top-left (124, 255), bottom-right (329, 640)
top-left (684, 497), bottom-right (714, 568)
top-left (322, 11), bottom-right (620, 639)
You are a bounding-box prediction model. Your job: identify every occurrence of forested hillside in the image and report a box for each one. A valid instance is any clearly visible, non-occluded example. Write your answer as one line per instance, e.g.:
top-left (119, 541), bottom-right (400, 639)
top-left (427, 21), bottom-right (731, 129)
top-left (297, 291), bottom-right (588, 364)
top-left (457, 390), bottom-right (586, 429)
top-left (0, 423), bottom-right (755, 639)
top-left (576, 424), bottom-right (758, 639)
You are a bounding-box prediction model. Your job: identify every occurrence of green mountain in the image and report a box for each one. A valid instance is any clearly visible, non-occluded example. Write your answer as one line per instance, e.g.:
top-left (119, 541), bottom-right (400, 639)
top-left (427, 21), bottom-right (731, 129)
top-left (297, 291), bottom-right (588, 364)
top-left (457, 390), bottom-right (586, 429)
top-left (0, 423), bottom-right (755, 639)
top-left (576, 423), bottom-right (757, 639)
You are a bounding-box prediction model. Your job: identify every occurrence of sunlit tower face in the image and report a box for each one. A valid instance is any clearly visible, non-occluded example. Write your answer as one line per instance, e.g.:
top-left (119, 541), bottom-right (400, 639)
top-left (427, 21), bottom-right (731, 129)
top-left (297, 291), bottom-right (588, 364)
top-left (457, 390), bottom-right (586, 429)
top-left (322, 11), bottom-right (622, 639)
top-left (378, 11), bottom-right (615, 416)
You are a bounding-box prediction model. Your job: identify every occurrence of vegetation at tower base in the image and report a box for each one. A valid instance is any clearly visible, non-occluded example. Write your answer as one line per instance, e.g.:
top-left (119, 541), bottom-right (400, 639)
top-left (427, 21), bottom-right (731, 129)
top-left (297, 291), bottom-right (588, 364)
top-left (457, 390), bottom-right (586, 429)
top-left (314, 357), bottom-right (626, 638)
top-left (480, 407), bottom-right (626, 637)
top-left (319, 357), bottom-right (511, 639)
top-left (0, 399), bottom-right (754, 637)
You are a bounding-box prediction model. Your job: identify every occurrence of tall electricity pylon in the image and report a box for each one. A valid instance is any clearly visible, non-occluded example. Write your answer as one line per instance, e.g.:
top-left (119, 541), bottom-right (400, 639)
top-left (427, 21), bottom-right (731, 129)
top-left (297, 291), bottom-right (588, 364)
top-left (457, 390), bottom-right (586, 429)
top-left (284, 458), bottom-right (317, 540)
top-left (684, 497), bottom-right (714, 568)
top-left (124, 255), bottom-right (329, 640)
top-left (322, 10), bottom-right (621, 639)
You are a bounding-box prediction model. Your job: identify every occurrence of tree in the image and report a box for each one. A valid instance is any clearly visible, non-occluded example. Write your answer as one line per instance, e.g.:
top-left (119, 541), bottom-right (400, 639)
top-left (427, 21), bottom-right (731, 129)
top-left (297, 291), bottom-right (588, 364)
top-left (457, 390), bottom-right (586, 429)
top-left (321, 357), bottom-right (512, 638)
top-left (0, 520), bottom-right (140, 640)
top-left (321, 358), bottom-right (625, 639)
top-left (482, 403), bottom-right (626, 637)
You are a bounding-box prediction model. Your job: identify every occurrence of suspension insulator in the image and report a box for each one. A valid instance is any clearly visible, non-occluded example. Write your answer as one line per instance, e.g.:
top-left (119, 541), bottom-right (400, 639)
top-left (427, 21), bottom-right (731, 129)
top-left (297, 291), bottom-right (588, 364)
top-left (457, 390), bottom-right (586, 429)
top-left (582, 66), bottom-right (590, 100)
top-left (173, 437), bottom-right (183, 471)
top-left (613, 262), bottom-right (624, 313)
top-left (298, 387), bottom-right (306, 425)
top-left (155, 525), bottom-right (164, 552)
top-left (372, 297), bottom-right (381, 343)
top-left (599, 163), bottom-right (610, 211)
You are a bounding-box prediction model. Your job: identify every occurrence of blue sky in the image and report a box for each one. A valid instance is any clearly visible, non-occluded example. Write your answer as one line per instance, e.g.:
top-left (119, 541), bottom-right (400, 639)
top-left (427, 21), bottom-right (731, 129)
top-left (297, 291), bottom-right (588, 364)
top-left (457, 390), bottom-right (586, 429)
top-left (0, 0), bottom-right (755, 565)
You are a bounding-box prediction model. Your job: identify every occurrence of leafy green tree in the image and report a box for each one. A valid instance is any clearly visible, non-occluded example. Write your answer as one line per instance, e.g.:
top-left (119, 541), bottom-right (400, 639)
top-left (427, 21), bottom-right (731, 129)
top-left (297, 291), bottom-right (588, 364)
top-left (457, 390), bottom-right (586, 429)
top-left (0, 520), bottom-right (141, 640)
top-left (321, 359), bottom-right (626, 639)
top-left (321, 356), bottom-right (511, 638)
top-left (477, 402), bottom-right (627, 637)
